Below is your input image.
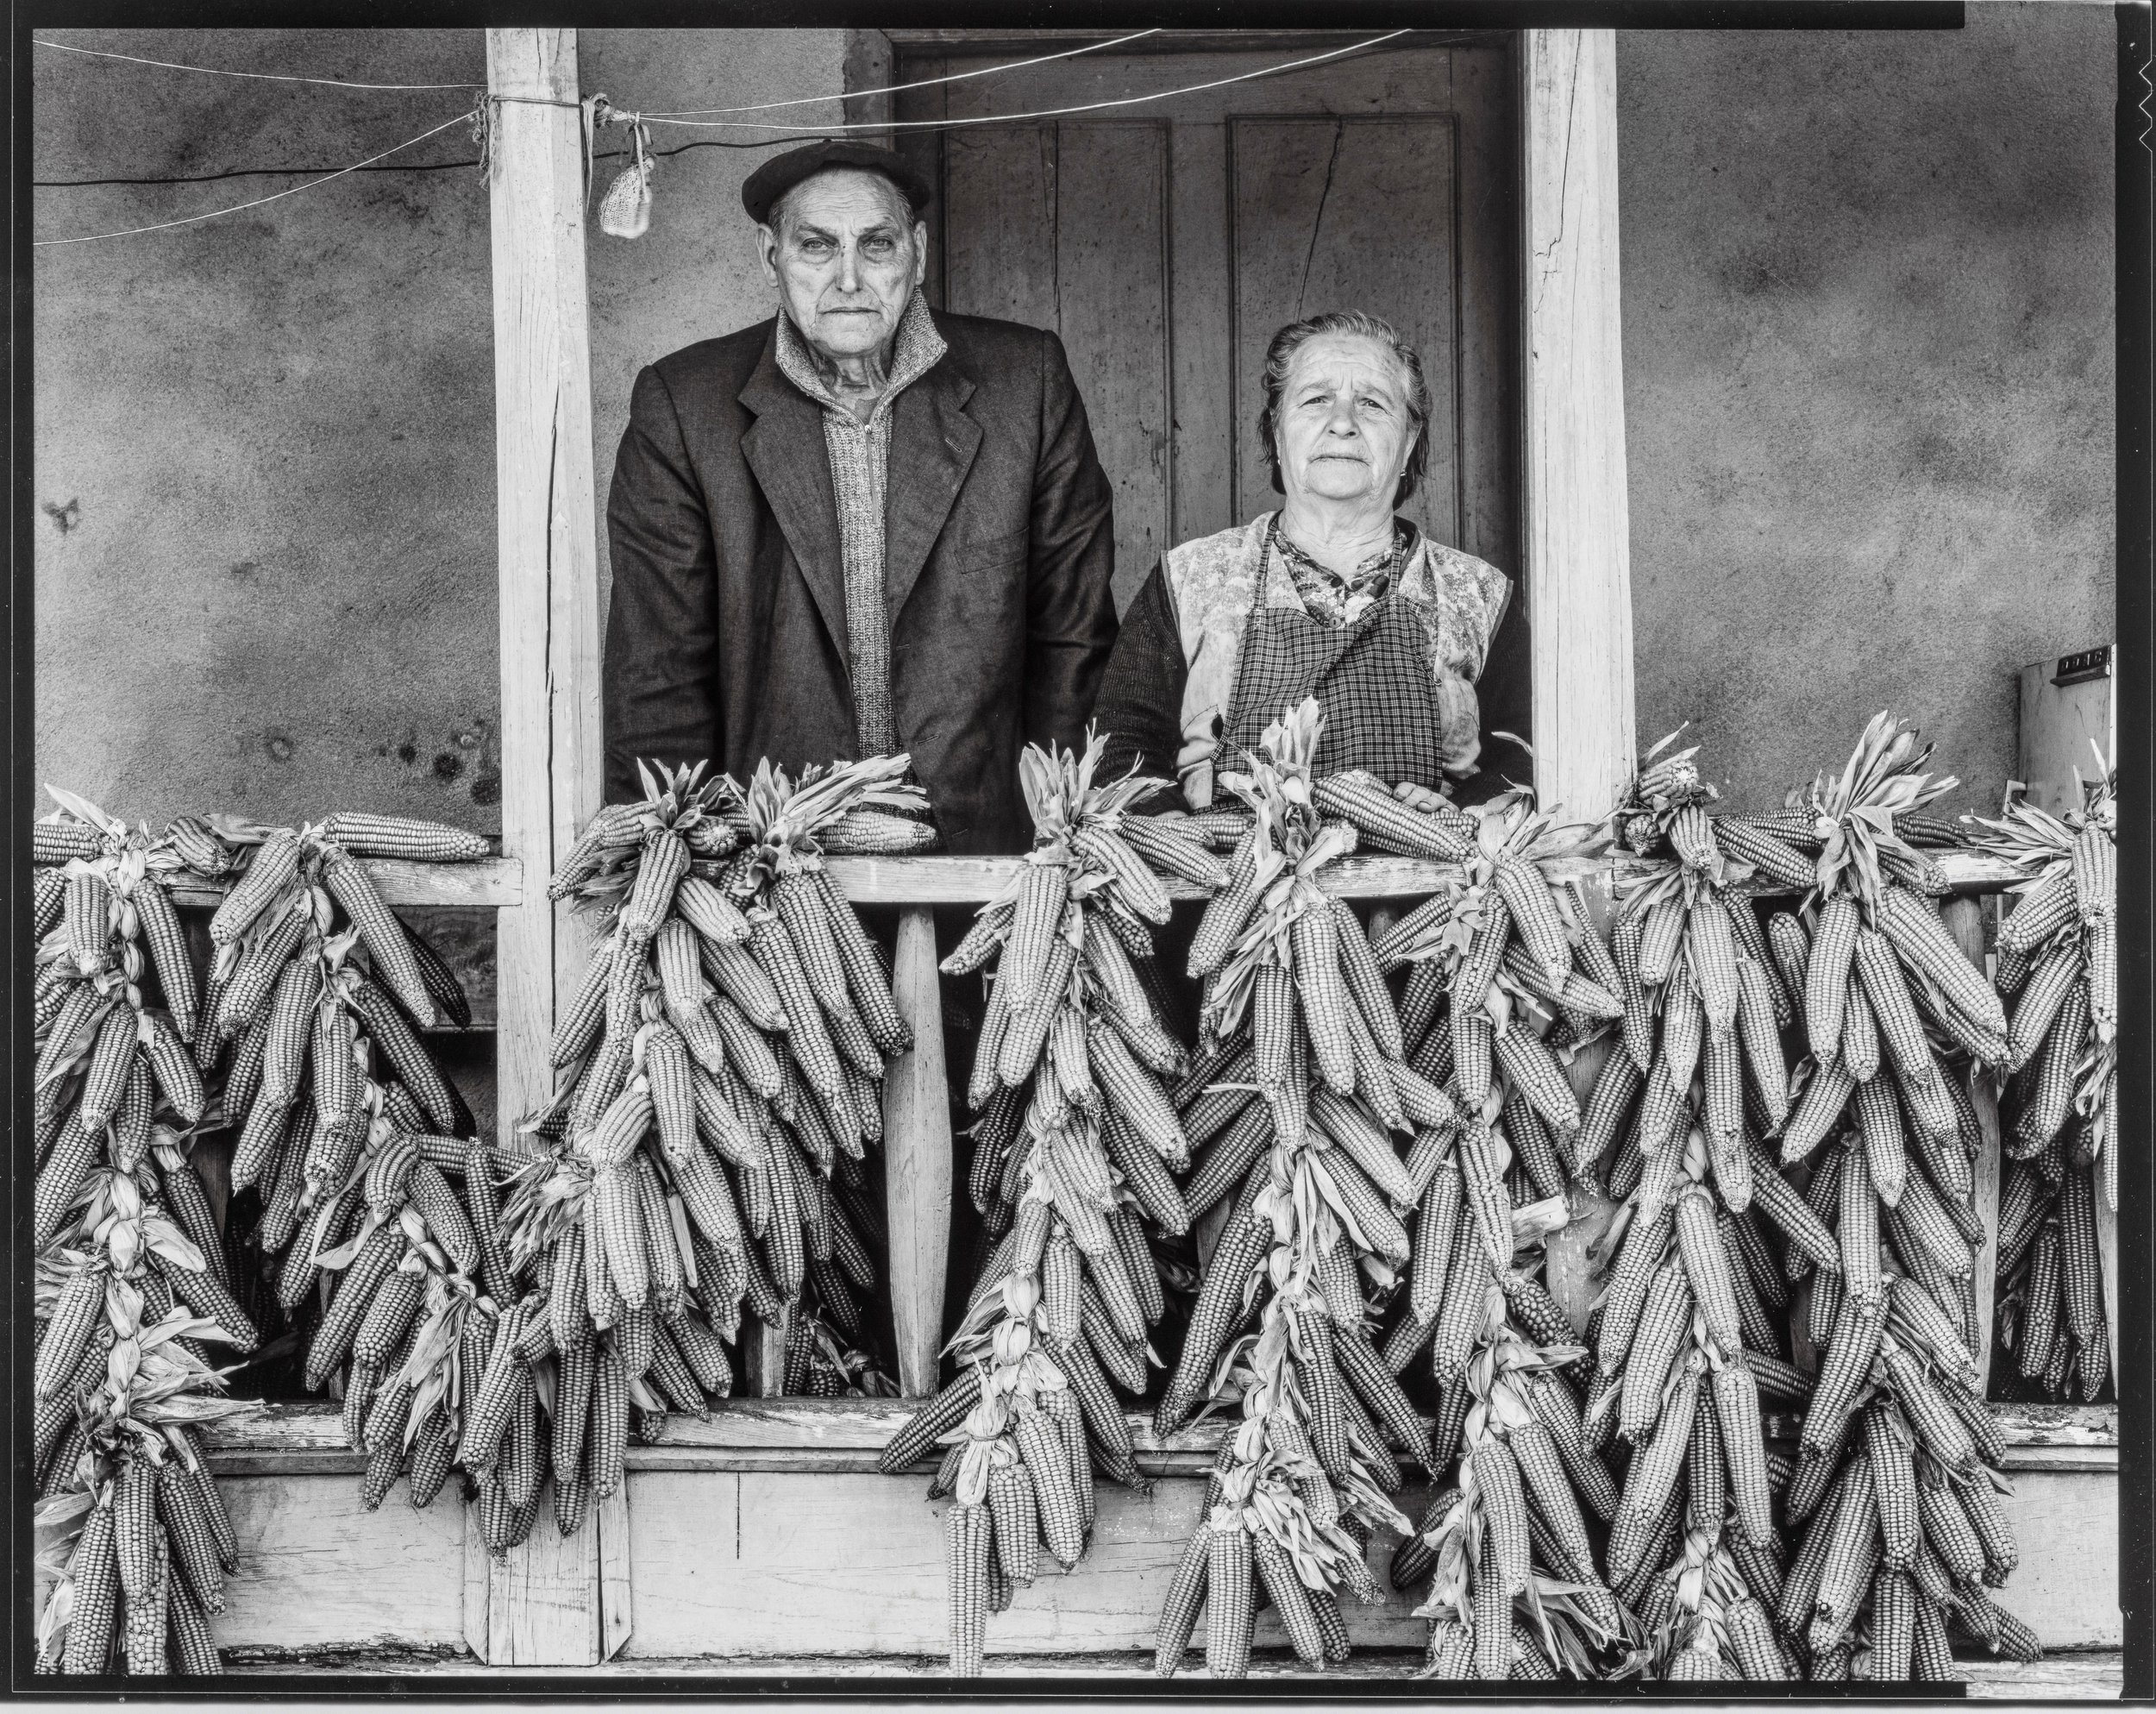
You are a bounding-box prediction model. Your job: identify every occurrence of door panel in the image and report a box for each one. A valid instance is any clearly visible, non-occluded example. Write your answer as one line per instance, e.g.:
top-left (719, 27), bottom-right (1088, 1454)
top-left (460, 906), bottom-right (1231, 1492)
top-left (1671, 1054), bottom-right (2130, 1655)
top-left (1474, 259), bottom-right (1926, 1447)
top-left (1229, 116), bottom-right (1458, 542)
top-left (899, 35), bottom-right (1525, 772)
top-left (943, 122), bottom-right (1171, 608)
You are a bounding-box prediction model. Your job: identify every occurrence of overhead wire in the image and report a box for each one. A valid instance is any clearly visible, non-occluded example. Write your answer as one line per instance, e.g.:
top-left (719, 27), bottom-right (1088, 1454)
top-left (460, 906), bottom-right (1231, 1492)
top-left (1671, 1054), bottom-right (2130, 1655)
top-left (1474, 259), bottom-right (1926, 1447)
top-left (634, 32), bottom-right (1416, 131)
top-left (31, 37), bottom-right (481, 91)
top-left (638, 29), bottom-right (1163, 115)
top-left (30, 28), bottom-right (1164, 115)
top-left (33, 28), bottom-right (1424, 243)
top-left (34, 108), bottom-right (479, 246)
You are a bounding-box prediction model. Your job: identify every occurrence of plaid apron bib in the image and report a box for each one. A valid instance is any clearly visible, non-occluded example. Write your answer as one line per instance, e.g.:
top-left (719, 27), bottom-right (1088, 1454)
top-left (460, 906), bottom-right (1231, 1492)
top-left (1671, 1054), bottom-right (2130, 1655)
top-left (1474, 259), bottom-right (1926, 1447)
top-left (1220, 524), bottom-right (1448, 789)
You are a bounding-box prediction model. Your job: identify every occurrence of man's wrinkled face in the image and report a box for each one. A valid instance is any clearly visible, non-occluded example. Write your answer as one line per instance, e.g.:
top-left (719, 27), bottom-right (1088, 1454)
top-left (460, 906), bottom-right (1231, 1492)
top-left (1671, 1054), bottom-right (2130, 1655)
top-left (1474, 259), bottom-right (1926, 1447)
top-left (758, 169), bottom-right (926, 365)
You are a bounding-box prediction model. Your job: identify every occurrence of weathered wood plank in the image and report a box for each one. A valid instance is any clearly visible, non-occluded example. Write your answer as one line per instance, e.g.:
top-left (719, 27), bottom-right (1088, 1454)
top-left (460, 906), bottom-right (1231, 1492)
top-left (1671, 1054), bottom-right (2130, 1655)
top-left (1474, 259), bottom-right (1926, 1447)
top-left (486, 1477), bottom-right (602, 1667)
top-left (485, 22), bottom-right (605, 1667)
top-left (599, 1461), bottom-right (2117, 1658)
top-left (1989, 1468), bottom-right (2122, 1648)
top-left (883, 907), bottom-right (952, 1396)
top-left (203, 1396), bottom-right (2117, 1458)
top-left (168, 855), bottom-right (522, 911)
top-left (1055, 121), bottom-right (1171, 612)
top-left (217, 1647), bottom-right (2128, 1691)
top-left (1545, 868), bottom-right (1621, 1328)
top-left (619, 1470), bottom-right (1436, 1660)
top-left (1229, 115), bottom-right (1460, 543)
top-left (1965, 1653), bottom-right (2126, 1700)
top-left (1520, 28), bottom-right (1633, 824)
top-left (207, 1474), bottom-right (471, 1654)
top-left (599, 1483), bottom-right (634, 1661)
top-left (1944, 897), bottom-right (2004, 1384)
top-left (163, 848), bottom-right (2021, 915)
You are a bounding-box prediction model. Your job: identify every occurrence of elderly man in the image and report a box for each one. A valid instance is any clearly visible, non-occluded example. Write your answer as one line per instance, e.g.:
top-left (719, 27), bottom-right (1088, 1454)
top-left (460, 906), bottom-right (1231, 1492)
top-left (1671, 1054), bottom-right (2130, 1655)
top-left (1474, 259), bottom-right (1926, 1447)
top-left (602, 141), bottom-right (1119, 854)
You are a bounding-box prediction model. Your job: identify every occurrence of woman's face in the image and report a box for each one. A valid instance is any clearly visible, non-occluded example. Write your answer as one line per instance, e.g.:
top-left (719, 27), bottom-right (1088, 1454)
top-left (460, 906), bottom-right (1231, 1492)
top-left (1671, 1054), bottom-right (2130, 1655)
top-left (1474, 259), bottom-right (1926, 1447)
top-left (1273, 333), bottom-right (1415, 509)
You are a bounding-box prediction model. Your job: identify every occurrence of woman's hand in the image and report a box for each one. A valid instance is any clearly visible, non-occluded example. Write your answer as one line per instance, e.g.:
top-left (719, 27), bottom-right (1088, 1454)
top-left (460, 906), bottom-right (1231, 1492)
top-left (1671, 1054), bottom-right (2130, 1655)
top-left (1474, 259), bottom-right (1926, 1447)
top-left (1391, 779), bottom-right (1454, 814)
top-left (1175, 736), bottom-right (1219, 811)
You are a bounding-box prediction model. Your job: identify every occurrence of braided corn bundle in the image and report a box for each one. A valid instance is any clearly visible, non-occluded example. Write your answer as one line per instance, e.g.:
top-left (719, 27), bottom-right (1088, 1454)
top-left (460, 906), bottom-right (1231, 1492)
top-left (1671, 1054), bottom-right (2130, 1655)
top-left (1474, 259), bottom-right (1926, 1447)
top-left (1570, 738), bottom-right (1815, 1654)
top-left (1967, 754), bottom-right (2115, 1403)
top-left (1765, 715), bottom-right (2009, 1176)
top-left (1775, 1214), bottom-right (2030, 1679)
top-left (509, 759), bottom-right (906, 1529)
top-left (179, 817), bottom-right (526, 1522)
top-left (123, 804), bottom-right (537, 1529)
top-left (1581, 1120), bottom-right (1805, 1679)
top-left (1990, 1153), bottom-right (2108, 1403)
top-left (1371, 781), bottom-right (1612, 1416)
top-left (886, 734), bottom-right (1204, 1673)
top-left (1779, 1390), bottom-right (2034, 1679)
top-left (1704, 718), bottom-right (2032, 1678)
top-left (1754, 719), bottom-right (2000, 1460)
top-left (1628, 1523), bottom-right (1797, 1681)
top-left (33, 992), bottom-right (255, 1673)
top-left (1395, 1267), bottom-right (1626, 1680)
top-left (1150, 701), bottom-right (1420, 1679)
top-left (1596, 734), bottom-right (1802, 1209)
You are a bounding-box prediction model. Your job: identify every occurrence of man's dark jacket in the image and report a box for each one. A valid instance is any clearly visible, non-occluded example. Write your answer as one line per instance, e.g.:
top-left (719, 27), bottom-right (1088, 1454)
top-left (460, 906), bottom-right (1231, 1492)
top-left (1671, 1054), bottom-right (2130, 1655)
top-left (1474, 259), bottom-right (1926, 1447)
top-left (602, 307), bottom-right (1118, 856)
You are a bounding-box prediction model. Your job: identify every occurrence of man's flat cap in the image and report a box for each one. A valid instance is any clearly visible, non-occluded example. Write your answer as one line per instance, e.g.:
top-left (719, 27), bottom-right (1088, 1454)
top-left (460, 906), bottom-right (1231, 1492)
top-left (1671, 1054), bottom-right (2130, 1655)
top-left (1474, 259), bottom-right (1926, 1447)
top-left (741, 141), bottom-right (935, 226)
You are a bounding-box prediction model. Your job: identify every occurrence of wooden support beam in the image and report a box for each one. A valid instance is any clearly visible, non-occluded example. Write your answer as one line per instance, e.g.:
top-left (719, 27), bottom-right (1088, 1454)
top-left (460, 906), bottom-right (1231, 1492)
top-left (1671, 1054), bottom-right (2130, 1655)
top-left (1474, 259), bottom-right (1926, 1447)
top-left (1944, 897), bottom-right (2003, 1384)
top-left (1543, 866), bottom-right (1620, 1330)
top-left (883, 907), bottom-right (953, 1396)
top-left (1520, 29), bottom-right (1634, 824)
top-left (484, 24), bottom-right (611, 1667)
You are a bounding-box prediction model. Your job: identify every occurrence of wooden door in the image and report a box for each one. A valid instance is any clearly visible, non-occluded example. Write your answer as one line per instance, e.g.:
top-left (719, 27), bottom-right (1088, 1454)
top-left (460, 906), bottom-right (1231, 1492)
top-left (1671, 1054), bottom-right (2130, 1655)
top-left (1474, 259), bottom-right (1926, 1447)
top-left (894, 32), bottom-right (1528, 771)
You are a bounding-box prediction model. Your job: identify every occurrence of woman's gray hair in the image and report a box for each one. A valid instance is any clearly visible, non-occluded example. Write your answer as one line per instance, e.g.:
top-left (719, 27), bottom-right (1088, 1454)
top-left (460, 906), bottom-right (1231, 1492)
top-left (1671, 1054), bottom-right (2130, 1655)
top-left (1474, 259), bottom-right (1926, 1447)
top-left (1257, 310), bottom-right (1431, 509)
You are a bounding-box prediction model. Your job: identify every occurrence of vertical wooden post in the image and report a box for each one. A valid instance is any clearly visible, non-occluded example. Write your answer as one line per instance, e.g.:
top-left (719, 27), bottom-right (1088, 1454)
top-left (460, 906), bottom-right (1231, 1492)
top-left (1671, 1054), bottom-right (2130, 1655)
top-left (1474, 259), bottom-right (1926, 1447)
top-left (485, 25), bottom-right (614, 1667)
top-left (1543, 870), bottom-right (1621, 1330)
top-left (1944, 898), bottom-right (2002, 1382)
top-left (884, 907), bottom-right (952, 1395)
top-left (1520, 30), bottom-right (1635, 826)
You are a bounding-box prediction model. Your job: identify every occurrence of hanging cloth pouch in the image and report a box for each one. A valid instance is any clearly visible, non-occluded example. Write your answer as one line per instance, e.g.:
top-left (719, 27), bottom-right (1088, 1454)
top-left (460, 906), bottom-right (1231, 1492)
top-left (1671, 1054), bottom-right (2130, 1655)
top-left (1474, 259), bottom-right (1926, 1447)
top-left (591, 97), bottom-right (655, 239)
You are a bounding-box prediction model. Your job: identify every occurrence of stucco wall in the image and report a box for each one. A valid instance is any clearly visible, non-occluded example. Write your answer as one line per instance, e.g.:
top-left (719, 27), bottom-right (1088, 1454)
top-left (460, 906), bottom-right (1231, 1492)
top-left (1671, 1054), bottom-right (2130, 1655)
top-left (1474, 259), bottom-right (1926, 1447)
top-left (33, 28), bottom-right (848, 832)
top-left (1617, 3), bottom-right (2115, 813)
top-left (35, 17), bottom-right (2115, 830)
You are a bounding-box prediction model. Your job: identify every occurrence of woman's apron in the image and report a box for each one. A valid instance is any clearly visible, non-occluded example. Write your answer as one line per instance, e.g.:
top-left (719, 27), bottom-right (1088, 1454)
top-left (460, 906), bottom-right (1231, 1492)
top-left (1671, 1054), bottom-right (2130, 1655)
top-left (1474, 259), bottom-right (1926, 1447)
top-left (1219, 524), bottom-right (1447, 790)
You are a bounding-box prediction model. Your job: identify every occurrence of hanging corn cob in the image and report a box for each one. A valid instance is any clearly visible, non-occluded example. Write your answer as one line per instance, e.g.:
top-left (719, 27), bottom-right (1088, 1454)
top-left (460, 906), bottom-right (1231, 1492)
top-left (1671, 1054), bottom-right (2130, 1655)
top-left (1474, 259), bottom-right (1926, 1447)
top-left (1583, 1136), bottom-right (1806, 1679)
top-left (1394, 1245), bottom-right (1628, 1680)
top-left (1540, 738), bottom-right (1821, 1679)
top-left (505, 757), bottom-right (908, 1536)
top-left (34, 1167), bottom-right (257, 1677)
top-left (884, 733), bottom-right (1209, 1673)
top-left (1772, 1290), bottom-right (2034, 1682)
top-left (1967, 752), bottom-right (2115, 1403)
top-left (33, 795), bottom-right (255, 1676)
top-left (1368, 772), bottom-right (1614, 1426)
top-left (1761, 718), bottom-right (2033, 1680)
top-left (1748, 719), bottom-right (2002, 1445)
top-left (170, 811), bottom-right (551, 1532)
top-left (1148, 700), bottom-right (1431, 1678)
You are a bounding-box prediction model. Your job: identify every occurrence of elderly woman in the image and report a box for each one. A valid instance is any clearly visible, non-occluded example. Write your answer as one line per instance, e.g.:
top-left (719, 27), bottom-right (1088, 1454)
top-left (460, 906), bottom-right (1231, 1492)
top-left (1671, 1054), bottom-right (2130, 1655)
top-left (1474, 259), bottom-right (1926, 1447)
top-left (1094, 310), bottom-right (1511, 807)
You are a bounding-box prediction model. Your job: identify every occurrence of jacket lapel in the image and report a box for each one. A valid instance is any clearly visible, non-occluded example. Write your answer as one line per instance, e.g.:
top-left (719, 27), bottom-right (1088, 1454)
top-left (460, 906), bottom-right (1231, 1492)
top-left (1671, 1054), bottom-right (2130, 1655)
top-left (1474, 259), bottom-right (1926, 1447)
top-left (738, 328), bottom-right (850, 664)
top-left (883, 342), bottom-right (981, 624)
